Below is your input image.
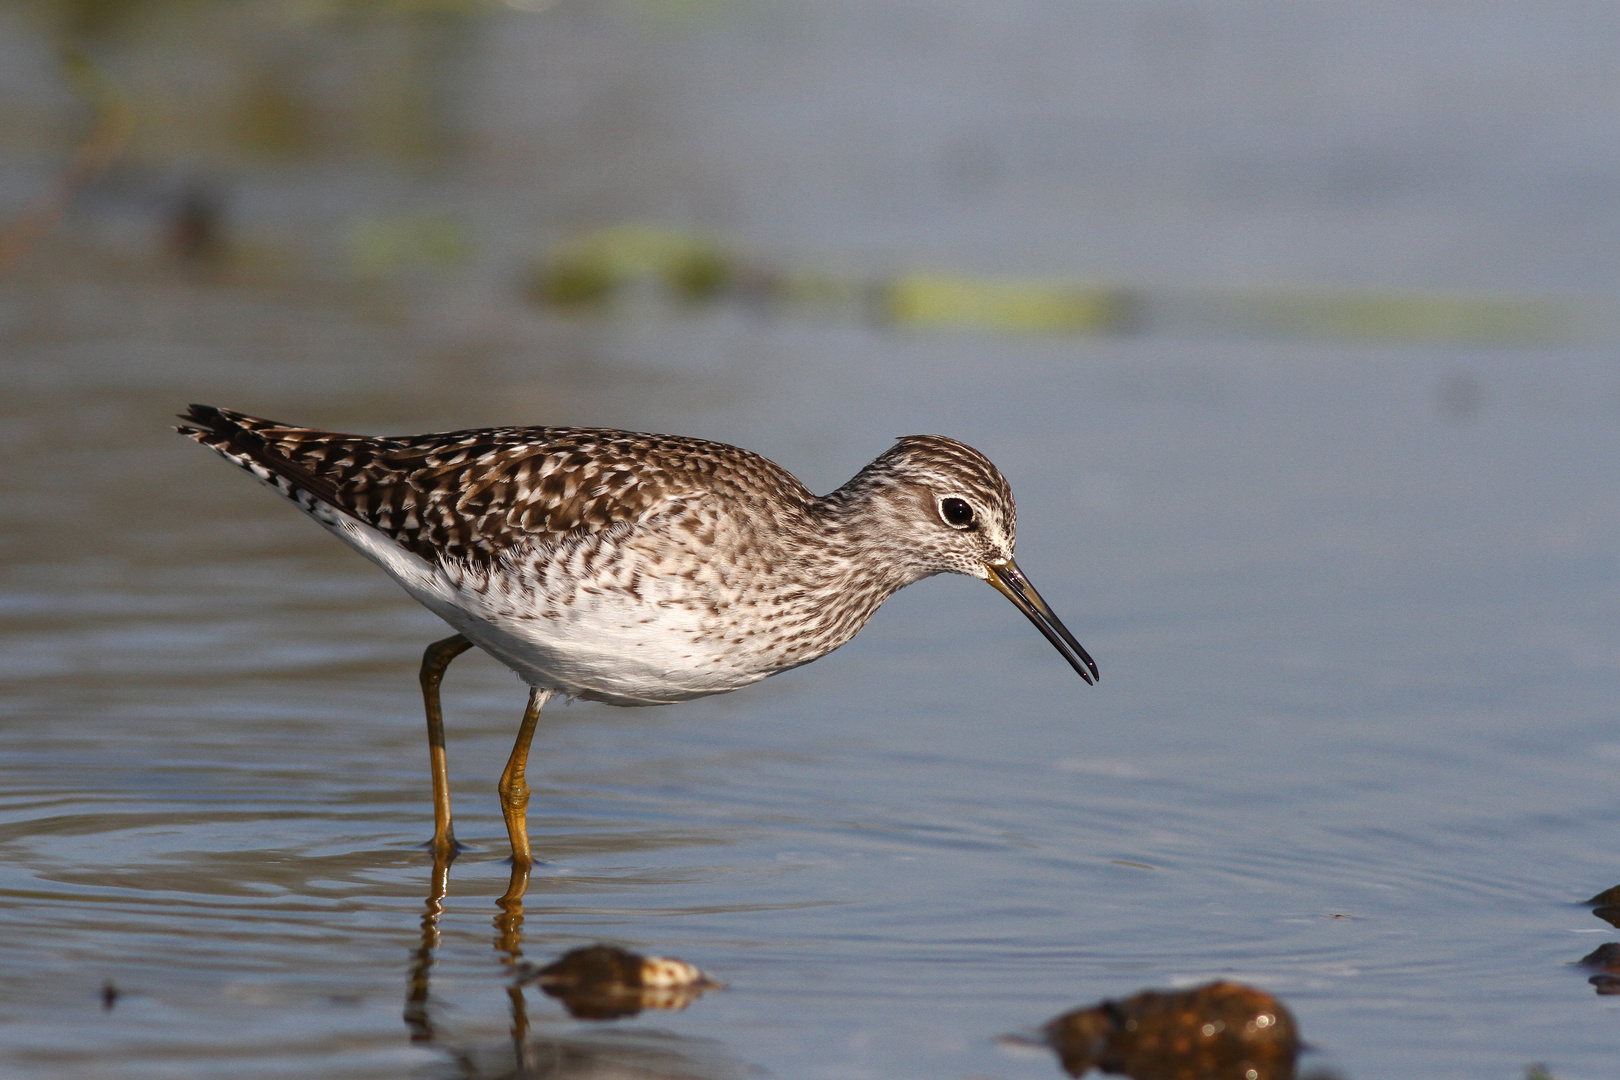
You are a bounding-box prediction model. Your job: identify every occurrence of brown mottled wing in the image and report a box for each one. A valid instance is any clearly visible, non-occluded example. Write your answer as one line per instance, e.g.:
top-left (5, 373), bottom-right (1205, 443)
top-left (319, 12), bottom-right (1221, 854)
top-left (177, 405), bottom-right (807, 566)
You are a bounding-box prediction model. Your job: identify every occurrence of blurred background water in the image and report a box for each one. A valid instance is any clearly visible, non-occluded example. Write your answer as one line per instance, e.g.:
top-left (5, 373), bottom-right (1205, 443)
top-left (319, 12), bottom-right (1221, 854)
top-left (4, 2), bottom-right (1620, 1078)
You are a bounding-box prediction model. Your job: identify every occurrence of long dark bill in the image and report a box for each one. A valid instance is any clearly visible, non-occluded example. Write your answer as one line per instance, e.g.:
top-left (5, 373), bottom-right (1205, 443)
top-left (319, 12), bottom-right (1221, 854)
top-left (986, 560), bottom-right (1098, 685)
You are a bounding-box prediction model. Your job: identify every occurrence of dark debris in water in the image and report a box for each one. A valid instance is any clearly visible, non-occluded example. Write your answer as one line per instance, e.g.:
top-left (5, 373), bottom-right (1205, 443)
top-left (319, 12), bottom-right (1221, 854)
top-left (1042, 980), bottom-right (1299, 1080)
top-left (1577, 941), bottom-right (1620, 995)
top-left (1566, 894), bottom-right (1620, 996)
top-left (518, 944), bottom-right (722, 1021)
top-left (1577, 942), bottom-right (1620, 969)
top-left (1583, 885), bottom-right (1620, 928)
top-left (1582, 884), bottom-right (1620, 905)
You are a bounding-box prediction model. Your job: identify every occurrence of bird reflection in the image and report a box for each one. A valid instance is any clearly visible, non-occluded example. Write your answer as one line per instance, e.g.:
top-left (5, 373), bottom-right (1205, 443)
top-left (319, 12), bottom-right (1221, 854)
top-left (405, 855), bottom-right (735, 1079)
top-left (496, 861), bottom-right (530, 961)
top-left (404, 854), bottom-right (451, 1044)
top-left (497, 861), bottom-right (533, 1073)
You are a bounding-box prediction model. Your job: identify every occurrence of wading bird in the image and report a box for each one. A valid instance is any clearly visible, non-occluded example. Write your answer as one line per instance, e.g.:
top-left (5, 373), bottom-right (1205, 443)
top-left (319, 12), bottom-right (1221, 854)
top-left (179, 406), bottom-right (1096, 868)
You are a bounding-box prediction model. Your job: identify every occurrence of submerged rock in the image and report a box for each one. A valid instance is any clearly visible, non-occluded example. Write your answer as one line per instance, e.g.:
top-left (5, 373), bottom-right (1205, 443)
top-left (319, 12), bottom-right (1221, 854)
top-left (520, 944), bottom-right (722, 1020)
top-left (1042, 980), bottom-right (1299, 1080)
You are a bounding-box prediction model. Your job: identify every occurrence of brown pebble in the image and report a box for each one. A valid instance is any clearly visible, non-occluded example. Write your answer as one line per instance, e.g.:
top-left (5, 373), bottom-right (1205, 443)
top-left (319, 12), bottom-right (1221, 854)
top-left (521, 944), bottom-right (721, 1020)
top-left (1043, 980), bottom-right (1299, 1080)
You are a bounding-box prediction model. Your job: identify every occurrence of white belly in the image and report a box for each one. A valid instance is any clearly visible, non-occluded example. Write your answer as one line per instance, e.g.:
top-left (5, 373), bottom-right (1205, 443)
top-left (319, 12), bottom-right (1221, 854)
top-left (447, 583), bottom-right (772, 706)
top-left (326, 512), bottom-right (778, 706)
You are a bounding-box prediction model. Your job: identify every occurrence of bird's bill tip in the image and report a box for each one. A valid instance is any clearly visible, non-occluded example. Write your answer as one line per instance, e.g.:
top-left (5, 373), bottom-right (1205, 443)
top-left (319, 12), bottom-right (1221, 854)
top-left (985, 560), bottom-right (1098, 685)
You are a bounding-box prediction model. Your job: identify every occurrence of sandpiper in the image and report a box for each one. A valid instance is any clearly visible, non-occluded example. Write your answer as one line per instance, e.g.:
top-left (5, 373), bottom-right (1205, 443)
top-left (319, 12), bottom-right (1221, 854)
top-left (178, 405), bottom-right (1097, 867)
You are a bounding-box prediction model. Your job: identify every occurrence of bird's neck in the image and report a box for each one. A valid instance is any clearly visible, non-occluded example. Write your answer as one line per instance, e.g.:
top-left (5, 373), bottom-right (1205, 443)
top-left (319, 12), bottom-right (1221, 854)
top-left (807, 470), bottom-right (938, 603)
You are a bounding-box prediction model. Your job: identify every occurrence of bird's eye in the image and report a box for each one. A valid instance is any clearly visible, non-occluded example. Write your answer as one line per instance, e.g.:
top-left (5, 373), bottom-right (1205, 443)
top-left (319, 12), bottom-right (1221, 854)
top-left (939, 497), bottom-right (976, 528)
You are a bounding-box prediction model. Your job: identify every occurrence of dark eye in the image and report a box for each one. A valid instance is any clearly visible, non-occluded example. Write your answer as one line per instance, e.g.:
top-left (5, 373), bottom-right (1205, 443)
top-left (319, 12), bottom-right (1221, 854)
top-left (939, 497), bottom-right (976, 528)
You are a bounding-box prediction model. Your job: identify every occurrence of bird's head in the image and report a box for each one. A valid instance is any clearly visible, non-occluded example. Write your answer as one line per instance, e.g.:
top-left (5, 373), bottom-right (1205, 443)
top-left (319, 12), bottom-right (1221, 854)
top-left (836, 435), bottom-right (1098, 685)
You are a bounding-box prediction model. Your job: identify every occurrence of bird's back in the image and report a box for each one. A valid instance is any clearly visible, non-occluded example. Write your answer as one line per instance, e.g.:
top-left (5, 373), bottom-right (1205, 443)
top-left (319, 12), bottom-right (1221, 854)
top-left (179, 406), bottom-right (814, 562)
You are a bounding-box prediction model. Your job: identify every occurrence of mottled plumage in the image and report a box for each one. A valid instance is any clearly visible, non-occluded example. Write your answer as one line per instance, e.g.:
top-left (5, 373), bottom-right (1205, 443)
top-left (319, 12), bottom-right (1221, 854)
top-left (178, 405), bottom-right (1095, 865)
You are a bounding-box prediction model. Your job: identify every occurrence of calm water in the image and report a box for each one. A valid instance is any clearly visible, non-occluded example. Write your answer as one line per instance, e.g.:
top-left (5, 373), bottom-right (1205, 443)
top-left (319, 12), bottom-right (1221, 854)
top-left (5, 3), bottom-right (1620, 1079)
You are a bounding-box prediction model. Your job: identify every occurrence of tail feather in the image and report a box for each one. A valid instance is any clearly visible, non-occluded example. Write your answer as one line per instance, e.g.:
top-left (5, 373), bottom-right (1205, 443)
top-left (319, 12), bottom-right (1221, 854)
top-left (177, 404), bottom-right (346, 514)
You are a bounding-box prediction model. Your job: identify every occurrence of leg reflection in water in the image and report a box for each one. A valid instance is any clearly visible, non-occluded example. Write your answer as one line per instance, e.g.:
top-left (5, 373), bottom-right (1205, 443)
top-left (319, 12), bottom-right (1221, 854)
top-left (404, 853), bottom-right (451, 1045)
top-left (404, 856), bottom-right (732, 1080)
top-left (497, 861), bottom-right (532, 1074)
top-left (406, 855), bottom-right (534, 1069)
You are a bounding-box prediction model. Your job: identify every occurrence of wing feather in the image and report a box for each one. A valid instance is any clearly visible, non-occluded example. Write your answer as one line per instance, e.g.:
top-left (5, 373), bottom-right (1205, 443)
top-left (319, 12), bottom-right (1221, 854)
top-left (177, 405), bottom-right (812, 567)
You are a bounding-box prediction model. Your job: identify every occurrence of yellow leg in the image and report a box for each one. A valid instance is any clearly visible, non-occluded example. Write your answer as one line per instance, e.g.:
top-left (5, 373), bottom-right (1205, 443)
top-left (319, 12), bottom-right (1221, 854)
top-left (498, 686), bottom-right (553, 869)
top-left (419, 633), bottom-right (473, 859)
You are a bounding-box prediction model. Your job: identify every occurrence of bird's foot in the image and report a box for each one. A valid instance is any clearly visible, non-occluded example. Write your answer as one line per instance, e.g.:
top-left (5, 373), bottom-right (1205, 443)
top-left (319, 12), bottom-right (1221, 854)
top-left (417, 837), bottom-right (471, 862)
